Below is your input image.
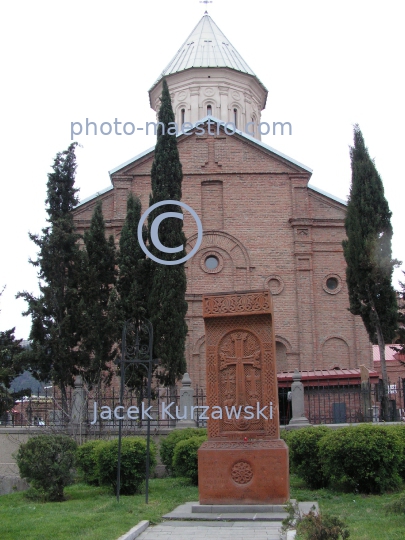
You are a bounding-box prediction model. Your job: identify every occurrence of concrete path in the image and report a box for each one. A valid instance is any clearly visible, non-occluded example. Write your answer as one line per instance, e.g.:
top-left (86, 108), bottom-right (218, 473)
top-left (137, 521), bottom-right (284, 540)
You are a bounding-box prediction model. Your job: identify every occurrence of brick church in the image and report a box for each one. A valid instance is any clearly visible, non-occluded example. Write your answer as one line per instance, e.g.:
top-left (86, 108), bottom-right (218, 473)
top-left (72, 13), bottom-right (373, 392)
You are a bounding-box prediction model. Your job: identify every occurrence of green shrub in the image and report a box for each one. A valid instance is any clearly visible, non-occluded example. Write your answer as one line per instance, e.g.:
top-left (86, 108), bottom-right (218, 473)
top-left (16, 434), bottom-right (77, 501)
top-left (97, 436), bottom-right (156, 495)
top-left (319, 425), bottom-right (402, 494)
top-left (296, 510), bottom-right (350, 540)
top-left (76, 439), bottom-right (105, 485)
top-left (287, 426), bottom-right (330, 488)
top-left (160, 428), bottom-right (207, 475)
top-left (172, 434), bottom-right (207, 485)
top-left (386, 425), bottom-right (405, 480)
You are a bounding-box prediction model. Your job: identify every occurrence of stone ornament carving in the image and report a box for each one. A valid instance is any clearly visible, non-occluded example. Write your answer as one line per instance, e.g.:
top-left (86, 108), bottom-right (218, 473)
top-left (203, 291), bottom-right (271, 318)
top-left (219, 330), bottom-right (262, 431)
top-left (199, 289), bottom-right (289, 504)
top-left (202, 440), bottom-right (286, 449)
top-left (203, 291), bottom-right (278, 439)
top-left (232, 91), bottom-right (240, 100)
top-left (177, 91), bottom-right (187, 100)
top-left (204, 87), bottom-right (215, 96)
top-left (231, 461), bottom-right (253, 484)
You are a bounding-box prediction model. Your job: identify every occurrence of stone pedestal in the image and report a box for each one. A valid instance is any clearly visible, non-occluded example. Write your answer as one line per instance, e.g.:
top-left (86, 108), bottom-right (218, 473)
top-left (198, 440), bottom-right (289, 504)
top-left (198, 290), bottom-right (289, 505)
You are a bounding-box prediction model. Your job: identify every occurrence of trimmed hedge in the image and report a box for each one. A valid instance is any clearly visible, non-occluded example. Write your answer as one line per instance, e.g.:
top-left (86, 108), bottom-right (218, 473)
top-left (385, 425), bottom-right (405, 480)
top-left (16, 434), bottom-right (77, 501)
top-left (97, 437), bottom-right (156, 495)
top-left (76, 439), bottom-right (105, 485)
top-left (172, 434), bottom-right (207, 485)
top-left (287, 426), bottom-right (330, 488)
top-left (318, 425), bottom-right (402, 494)
top-left (160, 428), bottom-right (207, 475)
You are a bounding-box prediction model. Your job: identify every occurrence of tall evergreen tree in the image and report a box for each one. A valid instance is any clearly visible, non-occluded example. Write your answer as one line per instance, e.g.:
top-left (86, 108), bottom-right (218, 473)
top-left (148, 79), bottom-right (188, 387)
top-left (393, 272), bottom-right (405, 358)
top-left (17, 143), bottom-right (85, 406)
top-left (79, 201), bottom-right (118, 388)
top-left (0, 287), bottom-right (23, 415)
top-left (342, 125), bottom-right (399, 420)
top-left (116, 193), bottom-right (150, 391)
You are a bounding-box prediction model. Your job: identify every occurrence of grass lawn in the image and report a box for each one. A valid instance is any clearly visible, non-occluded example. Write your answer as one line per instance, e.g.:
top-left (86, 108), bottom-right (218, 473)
top-left (1, 475), bottom-right (404, 540)
top-left (0, 477), bottom-right (198, 540)
top-left (290, 475), bottom-right (405, 540)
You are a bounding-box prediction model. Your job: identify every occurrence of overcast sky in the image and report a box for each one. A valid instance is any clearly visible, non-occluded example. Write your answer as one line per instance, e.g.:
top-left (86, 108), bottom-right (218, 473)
top-left (1, 0), bottom-right (404, 339)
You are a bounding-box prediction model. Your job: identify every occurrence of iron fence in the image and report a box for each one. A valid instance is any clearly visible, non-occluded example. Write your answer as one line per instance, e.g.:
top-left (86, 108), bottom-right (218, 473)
top-left (0, 384), bottom-right (208, 430)
top-left (2, 377), bottom-right (404, 428)
top-left (303, 377), bottom-right (405, 424)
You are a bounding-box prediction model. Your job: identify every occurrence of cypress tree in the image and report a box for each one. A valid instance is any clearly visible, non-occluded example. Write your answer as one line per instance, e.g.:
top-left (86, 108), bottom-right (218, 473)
top-left (148, 79), bottom-right (188, 387)
top-left (342, 125), bottom-right (399, 421)
top-left (79, 201), bottom-right (118, 389)
top-left (17, 143), bottom-right (85, 408)
top-left (0, 287), bottom-right (23, 415)
top-left (116, 193), bottom-right (150, 392)
top-left (393, 272), bottom-right (405, 358)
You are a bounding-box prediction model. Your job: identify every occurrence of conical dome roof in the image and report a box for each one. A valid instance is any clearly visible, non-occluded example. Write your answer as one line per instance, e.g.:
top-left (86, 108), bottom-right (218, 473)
top-left (150, 12), bottom-right (262, 89)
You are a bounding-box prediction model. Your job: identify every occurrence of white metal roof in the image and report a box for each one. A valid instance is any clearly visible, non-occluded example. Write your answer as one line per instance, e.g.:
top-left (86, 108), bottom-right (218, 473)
top-left (308, 184), bottom-right (347, 206)
top-left (150, 12), bottom-right (263, 89)
top-left (74, 185), bottom-right (113, 208)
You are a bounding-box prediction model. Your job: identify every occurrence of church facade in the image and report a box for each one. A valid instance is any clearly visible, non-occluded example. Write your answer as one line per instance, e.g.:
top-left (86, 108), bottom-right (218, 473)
top-left (73, 13), bottom-right (373, 391)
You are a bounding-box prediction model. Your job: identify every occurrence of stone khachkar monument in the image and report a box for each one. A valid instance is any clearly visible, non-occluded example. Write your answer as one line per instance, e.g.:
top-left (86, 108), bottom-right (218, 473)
top-left (198, 290), bottom-right (289, 504)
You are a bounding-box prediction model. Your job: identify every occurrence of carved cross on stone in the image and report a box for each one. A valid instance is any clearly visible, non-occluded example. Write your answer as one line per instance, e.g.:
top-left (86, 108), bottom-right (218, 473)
top-left (220, 332), bottom-right (260, 406)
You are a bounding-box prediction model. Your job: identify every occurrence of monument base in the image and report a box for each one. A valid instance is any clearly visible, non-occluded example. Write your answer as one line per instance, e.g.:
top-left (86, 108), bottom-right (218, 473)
top-left (198, 439), bottom-right (289, 505)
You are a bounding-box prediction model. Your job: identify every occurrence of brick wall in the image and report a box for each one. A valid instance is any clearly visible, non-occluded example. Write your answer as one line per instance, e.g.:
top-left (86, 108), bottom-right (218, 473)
top-left (72, 125), bottom-right (373, 390)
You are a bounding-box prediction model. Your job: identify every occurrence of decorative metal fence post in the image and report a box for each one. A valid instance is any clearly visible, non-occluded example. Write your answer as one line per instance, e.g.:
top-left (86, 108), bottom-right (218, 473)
top-left (116, 318), bottom-right (156, 503)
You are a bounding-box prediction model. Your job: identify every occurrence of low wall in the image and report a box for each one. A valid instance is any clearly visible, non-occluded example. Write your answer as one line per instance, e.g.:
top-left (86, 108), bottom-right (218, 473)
top-left (282, 421), bottom-right (404, 431)
top-left (0, 426), bottom-right (176, 495)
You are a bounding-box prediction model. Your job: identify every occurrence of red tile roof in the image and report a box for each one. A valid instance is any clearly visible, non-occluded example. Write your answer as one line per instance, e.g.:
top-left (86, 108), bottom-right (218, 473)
top-left (373, 344), bottom-right (405, 362)
top-left (277, 368), bottom-right (380, 387)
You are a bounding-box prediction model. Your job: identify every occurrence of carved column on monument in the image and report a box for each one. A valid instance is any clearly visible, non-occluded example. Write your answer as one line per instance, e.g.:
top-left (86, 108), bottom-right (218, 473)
top-left (288, 369), bottom-right (310, 428)
top-left (177, 373), bottom-right (196, 429)
top-left (198, 290), bottom-right (289, 505)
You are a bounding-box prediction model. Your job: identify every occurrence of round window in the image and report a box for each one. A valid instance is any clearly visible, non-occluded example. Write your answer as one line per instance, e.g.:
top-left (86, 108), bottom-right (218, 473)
top-left (205, 256), bottom-right (219, 270)
top-left (326, 277), bottom-right (338, 290)
top-left (323, 274), bottom-right (342, 295)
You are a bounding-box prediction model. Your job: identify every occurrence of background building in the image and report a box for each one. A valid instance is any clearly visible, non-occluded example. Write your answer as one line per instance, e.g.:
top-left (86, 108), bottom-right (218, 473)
top-left (72, 13), bottom-right (373, 391)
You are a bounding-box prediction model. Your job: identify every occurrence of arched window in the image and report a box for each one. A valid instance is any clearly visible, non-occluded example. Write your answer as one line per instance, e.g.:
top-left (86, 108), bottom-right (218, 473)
top-left (207, 104), bottom-right (212, 116)
top-left (181, 108), bottom-right (185, 125)
top-left (233, 108), bottom-right (238, 128)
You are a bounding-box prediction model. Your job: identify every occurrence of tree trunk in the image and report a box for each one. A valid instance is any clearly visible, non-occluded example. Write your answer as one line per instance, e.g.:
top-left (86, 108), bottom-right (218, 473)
top-left (375, 322), bottom-right (389, 422)
top-left (60, 382), bottom-right (69, 428)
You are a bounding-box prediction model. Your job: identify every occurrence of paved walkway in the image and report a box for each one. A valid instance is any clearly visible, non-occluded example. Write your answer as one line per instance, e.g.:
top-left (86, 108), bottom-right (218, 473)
top-left (137, 521), bottom-right (283, 540)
